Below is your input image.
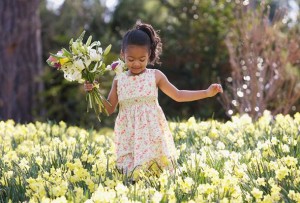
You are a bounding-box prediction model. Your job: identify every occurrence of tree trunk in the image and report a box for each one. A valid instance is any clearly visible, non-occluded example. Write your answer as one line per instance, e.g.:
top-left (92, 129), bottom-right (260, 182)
top-left (0, 0), bottom-right (42, 123)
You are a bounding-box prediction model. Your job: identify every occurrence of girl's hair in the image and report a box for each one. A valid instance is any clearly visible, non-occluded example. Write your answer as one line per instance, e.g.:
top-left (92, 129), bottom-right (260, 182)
top-left (121, 22), bottom-right (162, 65)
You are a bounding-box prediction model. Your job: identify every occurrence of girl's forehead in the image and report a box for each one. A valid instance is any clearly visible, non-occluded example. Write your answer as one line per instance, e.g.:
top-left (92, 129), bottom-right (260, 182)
top-left (125, 45), bottom-right (149, 56)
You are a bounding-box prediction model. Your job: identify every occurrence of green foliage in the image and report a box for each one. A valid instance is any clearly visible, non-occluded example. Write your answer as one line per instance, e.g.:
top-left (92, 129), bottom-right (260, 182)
top-left (39, 0), bottom-right (117, 128)
top-left (110, 0), bottom-right (238, 120)
top-left (38, 0), bottom-right (300, 128)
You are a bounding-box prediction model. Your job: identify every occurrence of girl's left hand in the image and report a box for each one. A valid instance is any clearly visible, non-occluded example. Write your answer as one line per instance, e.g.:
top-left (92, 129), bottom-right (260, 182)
top-left (84, 81), bottom-right (94, 92)
top-left (207, 84), bottom-right (223, 97)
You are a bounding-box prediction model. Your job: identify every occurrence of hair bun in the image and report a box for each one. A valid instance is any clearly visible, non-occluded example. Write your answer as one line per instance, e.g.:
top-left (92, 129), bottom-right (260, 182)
top-left (135, 22), bottom-right (162, 65)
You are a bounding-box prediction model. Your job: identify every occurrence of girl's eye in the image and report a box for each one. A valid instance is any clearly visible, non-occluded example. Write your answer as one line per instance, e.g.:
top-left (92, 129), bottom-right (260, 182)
top-left (140, 60), bottom-right (145, 62)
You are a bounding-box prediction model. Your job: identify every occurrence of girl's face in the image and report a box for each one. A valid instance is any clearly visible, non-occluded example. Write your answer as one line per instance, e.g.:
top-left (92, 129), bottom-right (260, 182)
top-left (122, 45), bottom-right (150, 75)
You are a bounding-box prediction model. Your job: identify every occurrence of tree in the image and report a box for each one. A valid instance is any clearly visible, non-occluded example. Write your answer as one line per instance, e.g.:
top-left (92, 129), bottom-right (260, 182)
top-left (0, 0), bottom-right (42, 122)
top-left (220, 4), bottom-right (300, 119)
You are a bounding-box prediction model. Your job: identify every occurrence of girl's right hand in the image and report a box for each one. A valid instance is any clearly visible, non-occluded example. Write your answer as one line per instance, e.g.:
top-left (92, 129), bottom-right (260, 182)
top-left (84, 81), bottom-right (94, 92)
top-left (207, 83), bottom-right (223, 97)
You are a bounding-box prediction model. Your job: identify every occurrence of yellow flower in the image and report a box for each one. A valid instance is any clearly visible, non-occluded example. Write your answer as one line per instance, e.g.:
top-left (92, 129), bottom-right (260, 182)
top-left (90, 184), bottom-right (116, 203)
top-left (288, 190), bottom-right (300, 202)
top-left (81, 152), bottom-right (88, 162)
top-left (281, 144), bottom-right (290, 153)
top-left (87, 154), bottom-right (95, 163)
top-left (158, 172), bottom-right (168, 188)
top-left (197, 184), bottom-right (215, 195)
top-left (282, 156), bottom-right (298, 168)
top-left (202, 136), bottom-right (212, 145)
top-left (209, 128), bottom-right (219, 139)
top-left (217, 141), bottom-right (225, 150)
top-left (256, 177), bottom-right (266, 186)
top-left (271, 137), bottom-right (278, 145)
top-left (74, 187), bottom-right (85, 202)
top-left (220, 198), bottom-right (229, 203)
top-left (251, 187), bottom-right (263, 200)
top-left (59, 57), bottom-right (70, 65)
top-left (236, 138), bottom-right (245, 148)
top-left (152, 191), bottom-right (163, 203)
top-left (180, 143), bottom-right (186, 151)
top-left (270, 184), bottom-right (281, 202)
top-left (167, 187), bottom-right (176, 203)
top-left (51, 196), bottom-right (68, 203)
top-left (19, 158), bottom-right (30, 171)
top-left (275, 166), bottom-right (289, 181)
top-left (35, 156), bottom-right (43, 166)
top-left (187, 116), bottom-right (196, 127)
top-left (86, 178), bottom-right (96, 192)
top-left (179, 177), bottom-right (194, 193)
top-left (5, 171), bottom-right (14, 179)
top-left (115, 183), bottom-right (128, 195)
top-left (261, 194), bottom-right (273, 203)
top-left (104, 179), bottom-right (116, 188)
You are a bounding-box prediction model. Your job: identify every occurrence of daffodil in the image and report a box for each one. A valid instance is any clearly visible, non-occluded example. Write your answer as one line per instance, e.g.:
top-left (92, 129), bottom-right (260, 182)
top-left (251, 187), bottom-right (263, 200)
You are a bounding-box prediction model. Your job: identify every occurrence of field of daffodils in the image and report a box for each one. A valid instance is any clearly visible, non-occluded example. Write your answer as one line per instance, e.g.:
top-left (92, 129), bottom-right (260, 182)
top-left (1, 111), bottom-right (300, 202)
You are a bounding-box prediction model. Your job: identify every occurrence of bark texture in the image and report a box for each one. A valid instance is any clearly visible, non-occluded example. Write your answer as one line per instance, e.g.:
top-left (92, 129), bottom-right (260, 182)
top-left (0, 0), bottom-right (42, 122)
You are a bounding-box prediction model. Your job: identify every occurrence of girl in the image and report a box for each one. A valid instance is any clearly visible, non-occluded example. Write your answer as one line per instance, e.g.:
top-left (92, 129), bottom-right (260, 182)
top-left (84, 22), bottom-right (223, 179)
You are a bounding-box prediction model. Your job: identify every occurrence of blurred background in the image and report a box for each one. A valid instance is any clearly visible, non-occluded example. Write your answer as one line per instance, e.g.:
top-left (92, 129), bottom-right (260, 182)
top-left (0, 0), bottom-right (300, 129)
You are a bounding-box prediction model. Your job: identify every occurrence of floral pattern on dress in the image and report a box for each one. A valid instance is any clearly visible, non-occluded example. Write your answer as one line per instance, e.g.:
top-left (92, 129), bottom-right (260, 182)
top-left (115, 69), bottom-right (177, 175)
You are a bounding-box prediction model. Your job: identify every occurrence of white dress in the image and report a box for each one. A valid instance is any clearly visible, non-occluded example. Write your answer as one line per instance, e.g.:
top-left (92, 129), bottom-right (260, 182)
top-left (114, 69), bottom-right (177, 175)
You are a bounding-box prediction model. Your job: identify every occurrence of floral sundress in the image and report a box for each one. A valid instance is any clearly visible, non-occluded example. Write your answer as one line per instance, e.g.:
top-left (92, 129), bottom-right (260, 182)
top-left (115, 69), bottom-right (177, 175)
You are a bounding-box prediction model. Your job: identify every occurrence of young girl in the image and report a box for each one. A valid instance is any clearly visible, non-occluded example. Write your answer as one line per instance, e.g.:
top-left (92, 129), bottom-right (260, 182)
top-left (84, 22), bottom-right (223, 178)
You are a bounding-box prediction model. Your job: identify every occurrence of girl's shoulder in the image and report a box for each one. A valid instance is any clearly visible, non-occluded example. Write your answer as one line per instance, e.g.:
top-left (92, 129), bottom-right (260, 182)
top-left (153, 69), bottom-right (165, 79)
top-left (152, 69), bottom-right (167, 85)
top-left (149, 68), bottom-right (162, 76)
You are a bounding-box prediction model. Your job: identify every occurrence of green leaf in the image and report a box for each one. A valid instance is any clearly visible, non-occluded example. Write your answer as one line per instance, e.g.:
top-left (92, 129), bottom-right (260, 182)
top-left (103, 44), bottom-right (112, 56)
top-left (86, 35), bottom-right (92, 46)
top-left (62, 48), bottom-right (72, 58)
top-left (89, 61), bottom-right (102, 73)
top-left (49, 52), bottom-right (64, 59)
top-left (77, 30), bottom-right (86, 42)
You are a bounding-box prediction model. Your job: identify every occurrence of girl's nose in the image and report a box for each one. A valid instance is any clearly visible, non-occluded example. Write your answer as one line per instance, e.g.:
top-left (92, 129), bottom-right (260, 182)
top-left (133, 61), bottom-right (140, 67)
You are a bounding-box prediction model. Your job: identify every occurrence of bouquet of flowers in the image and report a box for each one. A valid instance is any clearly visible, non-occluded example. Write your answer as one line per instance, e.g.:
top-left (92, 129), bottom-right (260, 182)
top-left (46, 31), bottom-right (125, 121)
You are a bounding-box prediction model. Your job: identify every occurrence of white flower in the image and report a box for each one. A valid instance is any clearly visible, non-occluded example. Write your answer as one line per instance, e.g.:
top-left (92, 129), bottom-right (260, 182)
top-left (97, 47), bottom-right (103, 54)
top-left (74, 59), bottom-right (85, 71)
top-left (83, 56), bottom-right (92, 67)
top-left (217, 141), bottom-right (225, 150)
top-left (89, 48), bottom-right (102, 61)
top-left (152, 191), bottom-right (163, 203)
top-left (63, 66), bottom-right (82, 81)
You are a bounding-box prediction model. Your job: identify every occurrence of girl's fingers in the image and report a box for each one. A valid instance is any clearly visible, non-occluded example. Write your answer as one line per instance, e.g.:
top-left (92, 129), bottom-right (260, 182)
top-left (213, 84), bottom-right (222, 93)
top-left (218, 84), bottom-right (223, 93)
top-left (84, 82), bottom-right (94, 91)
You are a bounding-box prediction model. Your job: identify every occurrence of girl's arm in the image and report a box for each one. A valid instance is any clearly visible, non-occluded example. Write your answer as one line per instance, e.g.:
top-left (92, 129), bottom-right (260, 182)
top-left (84, 79), bottom-right (119, 115)
top-left (155, 69), bottom-right (222, 102)
top-left (103, 79), bottom-right (119, 115)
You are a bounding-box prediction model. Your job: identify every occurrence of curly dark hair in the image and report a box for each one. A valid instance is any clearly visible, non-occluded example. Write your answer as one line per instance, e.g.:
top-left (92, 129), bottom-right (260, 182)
top-left (121, 22), bottom-right (162, 65)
